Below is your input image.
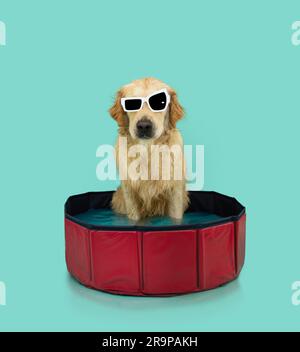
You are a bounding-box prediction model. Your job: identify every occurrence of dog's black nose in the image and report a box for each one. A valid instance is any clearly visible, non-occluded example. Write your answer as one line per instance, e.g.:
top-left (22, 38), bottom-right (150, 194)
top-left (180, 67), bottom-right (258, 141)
top-left (136, 118), bottom-right (153, 138)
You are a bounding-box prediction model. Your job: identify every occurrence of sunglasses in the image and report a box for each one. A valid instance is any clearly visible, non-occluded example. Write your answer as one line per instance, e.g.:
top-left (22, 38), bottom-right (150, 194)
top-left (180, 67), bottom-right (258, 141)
top-left (121, 88), bottom-right (170, 112)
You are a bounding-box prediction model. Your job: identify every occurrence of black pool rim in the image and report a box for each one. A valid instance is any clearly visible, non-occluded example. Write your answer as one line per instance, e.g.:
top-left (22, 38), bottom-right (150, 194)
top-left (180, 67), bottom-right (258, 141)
top-left (65, 191), bottom-right (246, 232)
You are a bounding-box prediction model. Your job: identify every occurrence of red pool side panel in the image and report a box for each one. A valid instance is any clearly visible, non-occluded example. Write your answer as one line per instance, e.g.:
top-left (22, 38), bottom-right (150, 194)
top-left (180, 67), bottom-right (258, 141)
top-left (235, 214), bottom-right (246, 275)
top-left (90, 230), bottom-right (140, 294)
top-left (198, 222), bottom-right (236, 290)
top-left (142, 230), bottom-right (198, 294)
top-left (65, 219), bottom-right (91, 286)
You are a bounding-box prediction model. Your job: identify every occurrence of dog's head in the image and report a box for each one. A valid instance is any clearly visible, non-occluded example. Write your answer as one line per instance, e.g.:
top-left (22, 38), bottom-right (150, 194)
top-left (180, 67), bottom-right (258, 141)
top-left (109, 78), bottom-right (184, 141)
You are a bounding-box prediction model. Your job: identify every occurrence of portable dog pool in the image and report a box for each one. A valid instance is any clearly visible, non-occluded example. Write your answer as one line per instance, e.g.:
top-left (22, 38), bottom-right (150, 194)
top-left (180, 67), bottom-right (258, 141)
top-left (65, 191), bottom-right (246, 296)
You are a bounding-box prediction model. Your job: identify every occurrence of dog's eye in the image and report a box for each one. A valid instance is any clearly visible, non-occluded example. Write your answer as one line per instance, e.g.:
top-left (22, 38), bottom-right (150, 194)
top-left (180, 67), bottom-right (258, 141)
top-left (124, 99), bottom-right (142, 111)
top-left (149, 92), bottom-right (167, 111)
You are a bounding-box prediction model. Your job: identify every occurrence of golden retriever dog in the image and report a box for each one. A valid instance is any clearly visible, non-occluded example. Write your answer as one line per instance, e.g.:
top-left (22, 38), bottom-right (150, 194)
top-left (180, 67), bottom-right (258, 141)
top-left (109, 77), bottom-right (189, 221)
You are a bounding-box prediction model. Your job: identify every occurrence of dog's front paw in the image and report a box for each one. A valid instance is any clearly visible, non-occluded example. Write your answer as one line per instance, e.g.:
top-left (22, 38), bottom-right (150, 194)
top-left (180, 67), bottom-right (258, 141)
top-left (127, 211), bottom-right (141, 221)
top-left (168, 208), bottom-right (183, 220)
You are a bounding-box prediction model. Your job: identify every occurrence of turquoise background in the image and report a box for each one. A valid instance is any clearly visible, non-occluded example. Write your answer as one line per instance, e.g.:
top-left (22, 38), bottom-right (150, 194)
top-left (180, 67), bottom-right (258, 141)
top-left (0, 0), bottom-right (300, 331)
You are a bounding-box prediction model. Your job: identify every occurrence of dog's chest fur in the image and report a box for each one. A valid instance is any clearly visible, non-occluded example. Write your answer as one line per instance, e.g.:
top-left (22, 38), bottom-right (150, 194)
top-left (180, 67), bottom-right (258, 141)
top-left (115, 130), bottom-right (185, 215)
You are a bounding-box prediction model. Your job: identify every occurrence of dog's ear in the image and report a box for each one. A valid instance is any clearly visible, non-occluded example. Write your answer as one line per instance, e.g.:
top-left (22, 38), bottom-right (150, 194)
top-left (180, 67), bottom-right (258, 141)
top-left (169, 89), bottom-right (184, 128)
top-left (109, 89), bottom-right (127, 127)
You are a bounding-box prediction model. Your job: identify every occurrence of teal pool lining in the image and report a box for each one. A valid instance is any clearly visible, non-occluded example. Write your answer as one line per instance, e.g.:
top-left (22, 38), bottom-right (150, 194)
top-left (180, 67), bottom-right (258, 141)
top-left (74, 208), bottom-right (225, 228)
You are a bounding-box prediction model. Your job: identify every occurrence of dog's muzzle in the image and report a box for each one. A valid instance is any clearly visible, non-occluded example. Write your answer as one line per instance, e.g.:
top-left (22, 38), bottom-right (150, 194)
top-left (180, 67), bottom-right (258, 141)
top-left (136, 118), bottom-right (154, 139)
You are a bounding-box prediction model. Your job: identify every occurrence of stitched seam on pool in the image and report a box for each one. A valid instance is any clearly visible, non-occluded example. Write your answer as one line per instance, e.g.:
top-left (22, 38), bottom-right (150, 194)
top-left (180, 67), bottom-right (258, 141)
top-left (87, 229), bottom-right (93, 284)
top-left (140, 232), bottom-right (144, 291)
top-left (136, 232), bottom-right (141, 292)
top-left (196, 231), bottom-right (200, 289)
top-left (234, 220), bottom-right (238, 275)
